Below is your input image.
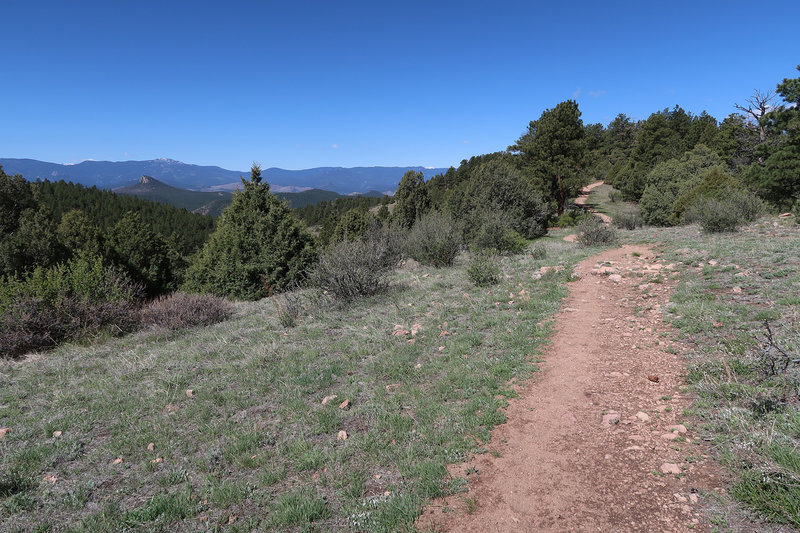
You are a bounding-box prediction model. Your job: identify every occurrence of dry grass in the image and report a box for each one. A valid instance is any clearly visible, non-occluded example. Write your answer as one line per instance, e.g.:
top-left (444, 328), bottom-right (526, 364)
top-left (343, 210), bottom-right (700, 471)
top-left (0, 236), bottom-right (593, 531)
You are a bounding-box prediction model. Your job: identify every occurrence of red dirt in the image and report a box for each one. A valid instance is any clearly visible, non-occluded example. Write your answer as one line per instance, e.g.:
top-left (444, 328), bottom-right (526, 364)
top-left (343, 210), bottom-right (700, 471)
top-left (418, 245), bottom-right (722, 532)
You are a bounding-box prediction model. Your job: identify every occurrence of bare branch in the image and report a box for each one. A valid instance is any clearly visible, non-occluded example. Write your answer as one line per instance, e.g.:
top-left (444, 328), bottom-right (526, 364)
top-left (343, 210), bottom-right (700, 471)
top-left (734, 90), bottom-right (777, 142)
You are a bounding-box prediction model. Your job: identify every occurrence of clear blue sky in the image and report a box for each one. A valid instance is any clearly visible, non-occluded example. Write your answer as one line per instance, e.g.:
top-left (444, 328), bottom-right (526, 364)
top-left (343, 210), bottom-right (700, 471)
top-left (2, 0), bottom-right (798, 171)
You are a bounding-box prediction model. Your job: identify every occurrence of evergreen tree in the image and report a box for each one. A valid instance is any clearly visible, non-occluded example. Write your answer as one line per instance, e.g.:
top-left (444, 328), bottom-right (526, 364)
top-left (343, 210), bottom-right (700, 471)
top-left (511, 100), bottom-right (587, 215)
top-left (331, 209), bottom-right (373, 242)
top-left (392, 170), bottom-right (431, 228)
top-left (0, 166), bottom-right (36, 236)
top-left (57, 209), bottom-right (104, 258)
top-left (639, 145), bottom-right (726, 226)
top-left (713, 113), bottom-right (760, 172)
top-left (457, 158), bottom-right (551, 240)
top-left (183, 164), bottom-right (316, 300)
top-left (107, 211), bottom-right (175, 295)
top-left (746, 65), bottom-right (800, 209)
top-left (0, 206), bottom-right (64, 276)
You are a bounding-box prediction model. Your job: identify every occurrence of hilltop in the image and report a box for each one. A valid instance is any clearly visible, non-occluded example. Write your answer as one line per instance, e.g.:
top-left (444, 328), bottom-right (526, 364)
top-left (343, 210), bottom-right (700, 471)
top-left (113, 175), bottom-right (382, 216)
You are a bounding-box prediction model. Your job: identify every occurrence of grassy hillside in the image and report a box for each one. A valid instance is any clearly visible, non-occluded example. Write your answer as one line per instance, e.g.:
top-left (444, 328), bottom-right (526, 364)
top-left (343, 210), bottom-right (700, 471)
top-left (0, 238), bottom-right (592, 532)
top-left (2, 178), bottom-right (798, 530)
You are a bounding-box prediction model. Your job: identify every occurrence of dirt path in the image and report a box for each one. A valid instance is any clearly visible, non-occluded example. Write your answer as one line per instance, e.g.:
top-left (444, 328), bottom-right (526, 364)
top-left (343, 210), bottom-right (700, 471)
top-left (564, 181), bottom-right (612, 242)
top-left (419, 246), bottom-right (721, 532)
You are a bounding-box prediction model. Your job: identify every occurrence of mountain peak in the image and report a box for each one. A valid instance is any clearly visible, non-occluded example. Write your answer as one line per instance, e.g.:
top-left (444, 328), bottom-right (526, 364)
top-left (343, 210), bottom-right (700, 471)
top-left (139, 175), bottom-right (156, 184)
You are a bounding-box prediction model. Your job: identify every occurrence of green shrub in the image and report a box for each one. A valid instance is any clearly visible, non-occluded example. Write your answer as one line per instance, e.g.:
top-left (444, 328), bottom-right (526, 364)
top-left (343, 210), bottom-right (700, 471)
top-left (0, 255), bottom-right (141, 358)
top-left (107, 211), bottom-right (176, 295)
top-left (138, 292), bottom-right (232, 331)
top-left (530, 243), bottom-right (547, 260)
top-left (331, 209), bottom-right (373, 242)
top-left (456, 161), bottom-right (551, 239)
top-left (309, 236), bottom-right (401, 302)
top-left (470, 217), bottom-right (528, 255)
top-left (466, 252), bottom-right (500, 287)
top-left (576, 217), bottom-right (617, 246)
top-left (684, 189), bottom-right (765, 233)
top-left (404, 211), bottom-right (462, 267)
top-left (554, 208), bottom-right (593, 228)
top-left (613, 208), bottom-right (642, 230)
top-left (608, 190), bottom-right (622, 203)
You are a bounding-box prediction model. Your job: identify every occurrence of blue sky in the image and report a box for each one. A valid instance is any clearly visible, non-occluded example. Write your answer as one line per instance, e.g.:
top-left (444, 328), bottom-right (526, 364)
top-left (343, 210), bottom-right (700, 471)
top-left (2, 0), bottom-right (798, 171)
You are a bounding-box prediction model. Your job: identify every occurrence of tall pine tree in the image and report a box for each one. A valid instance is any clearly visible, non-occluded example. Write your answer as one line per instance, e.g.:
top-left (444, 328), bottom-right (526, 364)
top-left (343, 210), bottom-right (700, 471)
top-left (511, 100), bottom-right (587, 215)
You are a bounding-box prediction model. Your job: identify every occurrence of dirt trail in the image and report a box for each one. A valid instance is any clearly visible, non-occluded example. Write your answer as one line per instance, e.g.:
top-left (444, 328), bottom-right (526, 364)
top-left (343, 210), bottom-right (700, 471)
top-left (419, 246), bottom-right (721, 532)
top-left (564, 181), bottom-right (612, 242)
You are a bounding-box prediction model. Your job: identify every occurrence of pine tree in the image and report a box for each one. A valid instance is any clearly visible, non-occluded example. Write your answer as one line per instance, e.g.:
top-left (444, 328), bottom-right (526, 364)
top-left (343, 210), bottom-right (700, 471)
top-left (392, 170), bottom-right (431, 228)
top-left (511, 100), bottom-right (587, 215)
top-left (183, 164), bottom-right (316, 300)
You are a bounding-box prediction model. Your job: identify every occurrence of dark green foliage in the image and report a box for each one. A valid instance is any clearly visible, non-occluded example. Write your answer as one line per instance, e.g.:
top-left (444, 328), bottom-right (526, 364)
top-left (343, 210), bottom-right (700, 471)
top-left (603, 114), bottom-right (640, 187)
top-left (614, 106), bottom-right (716, 200)
top-left (0, 468), bottom-right (34, 498)
top-left (331, 208), bottom-right (373, 242)
top-left (672, 167), bottom-right (748, 222)
top-left (376, 203), bottom-right (390, 222)
top-left (554, 207), bottom-right (593, 228)
top-left (745, 66), bottom-right (800, 209)
top-left (35, 179), bottom-right (214, 257)
top-left (470, 217), bottom-right (528, 255)
top-left (0, 206), bottom-right (65, 276)
top-left (295, 194), bottom-right (385, 227)
top-left (456, 158), bottom-right (551, 241)
top-left (309, 234), bottom-right (401, 301)
top-left (0, 254), bottom-right (141, 358)
top-left (56, 209), bottom-right (104, 257)
top-left (404, 210), bottom-right (462, 267)
top-left (0, 169), bottom-right (213, 294)
top-left (0, 166), bottom-right (36, 236)
top-left (639, 145), bottom-right (726, 226)
top-left (684, 190), bottom-right (765, 233)
top-left (107, 211), bottom-right (176, 295)
top-left (512, 100), bottom-right (587, 214)
top-left (576, 217), bottom-right (617, 246)
top-left (466, 252), bottom-right (500, 287)
top-left (713, 113), bottom-right (760, 171)
top-left (746, 145), bottom-right (800, 210)
top-left (392, 170), bottom-right (431, 228)
top-left (138, 292), bottom-right (233, 331)
top-left (183, 164), bottom-right (316, 300)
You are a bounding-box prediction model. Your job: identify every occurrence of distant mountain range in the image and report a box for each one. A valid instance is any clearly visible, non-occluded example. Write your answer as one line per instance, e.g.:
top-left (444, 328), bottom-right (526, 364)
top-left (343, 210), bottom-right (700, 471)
top-left (113, 175), bottom-right (377, 217)
top-left (0, 157), bottom-right (449, 195)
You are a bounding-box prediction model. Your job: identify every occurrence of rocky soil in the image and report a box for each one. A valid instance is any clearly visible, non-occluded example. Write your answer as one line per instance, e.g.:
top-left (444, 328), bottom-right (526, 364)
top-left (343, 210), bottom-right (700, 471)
top-left (418, 245), bottom-right (722, 532)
